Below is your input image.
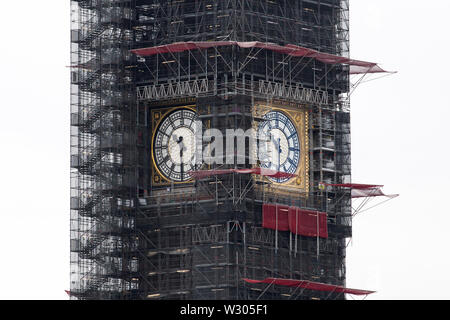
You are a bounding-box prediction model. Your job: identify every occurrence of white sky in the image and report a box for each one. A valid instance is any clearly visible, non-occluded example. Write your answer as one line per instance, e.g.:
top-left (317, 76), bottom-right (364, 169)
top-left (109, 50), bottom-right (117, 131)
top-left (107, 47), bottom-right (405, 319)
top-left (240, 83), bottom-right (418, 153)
top-left (0, 1), bottom-right (448, 300)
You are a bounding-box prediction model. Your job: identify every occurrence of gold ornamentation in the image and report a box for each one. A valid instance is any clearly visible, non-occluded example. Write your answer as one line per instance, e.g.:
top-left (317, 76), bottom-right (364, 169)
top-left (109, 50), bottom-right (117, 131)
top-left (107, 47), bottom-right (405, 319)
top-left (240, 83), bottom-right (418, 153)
top-left (253, 102), bottom-right (310, 195)
top-left (150, 105), bottom-right (196, 186)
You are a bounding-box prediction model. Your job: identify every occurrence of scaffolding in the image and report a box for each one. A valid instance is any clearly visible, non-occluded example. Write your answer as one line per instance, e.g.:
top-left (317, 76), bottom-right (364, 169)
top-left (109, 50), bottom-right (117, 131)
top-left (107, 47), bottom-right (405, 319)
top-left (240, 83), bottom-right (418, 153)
top-left (69, 0), bottom-right (378, 300)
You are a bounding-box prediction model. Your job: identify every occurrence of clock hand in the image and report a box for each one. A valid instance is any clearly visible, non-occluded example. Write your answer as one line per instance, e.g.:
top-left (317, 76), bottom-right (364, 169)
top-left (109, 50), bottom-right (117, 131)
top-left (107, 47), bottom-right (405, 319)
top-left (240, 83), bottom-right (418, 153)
top-left (179, 139), bottom-right (184, 181)
top-left (270, 135), bottom-right (283, 183)
top-left (171, 135), bottom-right (186, 181)
top-left (270, 133), bottom-right (283, 154)
top-left (277, 137), bottom-right (281, 175)
top-left (277, 137), bottom-right (282, 154)
top-left (176, 136), bottom-right (187, 152)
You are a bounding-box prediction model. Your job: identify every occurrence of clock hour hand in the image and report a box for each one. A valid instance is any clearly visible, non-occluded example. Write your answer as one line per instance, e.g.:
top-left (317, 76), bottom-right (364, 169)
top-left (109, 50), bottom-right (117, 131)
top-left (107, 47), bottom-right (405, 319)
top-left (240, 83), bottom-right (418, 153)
top-left (172, 134), bottom-right (186, 151)
top-left (177, 136), bottom-right (187, 151)
top-left (270, 133), bottom-right (282, 154)
top-left (172, 135), bottom-right (187, 165)
top-left (172, 134), bottom-right (180, 144)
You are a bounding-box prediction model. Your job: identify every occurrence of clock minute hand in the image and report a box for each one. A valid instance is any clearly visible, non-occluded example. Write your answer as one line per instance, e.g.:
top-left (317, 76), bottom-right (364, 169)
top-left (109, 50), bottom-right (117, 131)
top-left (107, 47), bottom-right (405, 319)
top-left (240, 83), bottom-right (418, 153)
top-left (270, 134), bottom-right (282, 154)
top-left (270, 134), bottom-right (283, 183)
top-left (176, 136), bottom-right (187, 181)
top-left (176, 136), bottom-right (186, 152)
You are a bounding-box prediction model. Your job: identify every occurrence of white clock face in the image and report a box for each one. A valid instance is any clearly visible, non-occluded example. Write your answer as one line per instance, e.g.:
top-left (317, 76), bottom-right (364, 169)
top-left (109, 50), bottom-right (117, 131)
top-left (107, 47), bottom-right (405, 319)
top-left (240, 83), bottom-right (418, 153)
top-left (153, 109), bottom-right (198, 182)
top-left (258, 111), bottom-right (300, 183)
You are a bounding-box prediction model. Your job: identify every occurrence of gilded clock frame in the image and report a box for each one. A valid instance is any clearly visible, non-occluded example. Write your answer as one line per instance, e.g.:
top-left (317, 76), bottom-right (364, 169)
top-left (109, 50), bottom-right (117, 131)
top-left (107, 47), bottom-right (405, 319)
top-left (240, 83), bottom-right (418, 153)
top-left (253, 102), bottom-right (310, 194)
top-left (150, 105), bottom-right (197, 186)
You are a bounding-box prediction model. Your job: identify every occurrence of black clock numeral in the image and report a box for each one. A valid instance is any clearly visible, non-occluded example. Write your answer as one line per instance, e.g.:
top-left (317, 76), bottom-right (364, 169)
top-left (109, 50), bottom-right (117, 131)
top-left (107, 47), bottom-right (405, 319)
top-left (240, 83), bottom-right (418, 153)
top-left (288, 132), bottom-right (297, 140)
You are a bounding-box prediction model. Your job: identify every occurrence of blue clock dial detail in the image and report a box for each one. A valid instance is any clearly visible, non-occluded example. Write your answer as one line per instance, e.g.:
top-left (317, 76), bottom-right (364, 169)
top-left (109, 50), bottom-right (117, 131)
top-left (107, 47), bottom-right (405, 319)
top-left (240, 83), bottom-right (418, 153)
top-left (258, 111), bottom-right (300, 183)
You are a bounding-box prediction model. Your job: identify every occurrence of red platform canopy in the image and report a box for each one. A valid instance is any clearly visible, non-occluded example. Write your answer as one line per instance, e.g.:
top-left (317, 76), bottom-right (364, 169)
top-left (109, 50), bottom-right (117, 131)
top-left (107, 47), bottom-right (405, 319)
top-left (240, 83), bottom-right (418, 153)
top-left (244, 278), bottom-right (375, 296)
top-left (323, 183), bottom-right (398, 199)
top-left (131, 41), bottom-right (387, 75)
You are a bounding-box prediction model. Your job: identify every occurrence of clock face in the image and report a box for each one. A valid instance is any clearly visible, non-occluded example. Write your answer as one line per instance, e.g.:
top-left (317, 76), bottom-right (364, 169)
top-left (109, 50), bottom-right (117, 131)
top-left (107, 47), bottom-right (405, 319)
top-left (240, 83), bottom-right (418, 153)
top-left (258, 111), bottom-right (300, 183)
top-left (153, 109), bottom-right (198, 182)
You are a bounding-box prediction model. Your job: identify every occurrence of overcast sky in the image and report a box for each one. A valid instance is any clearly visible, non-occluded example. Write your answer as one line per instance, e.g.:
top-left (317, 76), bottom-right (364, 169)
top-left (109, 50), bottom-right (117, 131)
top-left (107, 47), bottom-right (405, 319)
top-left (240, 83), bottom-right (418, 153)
top-left (0, 1), bottom-right (448, 300)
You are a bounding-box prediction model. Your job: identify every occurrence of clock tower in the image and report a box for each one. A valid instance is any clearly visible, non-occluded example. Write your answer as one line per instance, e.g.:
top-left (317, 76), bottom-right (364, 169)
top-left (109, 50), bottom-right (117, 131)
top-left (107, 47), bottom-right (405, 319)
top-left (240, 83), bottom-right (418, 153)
top-left (69, 0), bottom-right (374, 300)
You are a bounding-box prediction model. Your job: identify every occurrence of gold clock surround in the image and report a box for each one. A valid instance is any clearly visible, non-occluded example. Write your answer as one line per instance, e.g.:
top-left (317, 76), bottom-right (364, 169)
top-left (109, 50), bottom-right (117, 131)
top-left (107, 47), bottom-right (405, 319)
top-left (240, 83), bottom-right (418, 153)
top-left (150, 103), bottom-right (309, 194)
top-left (150, 105), bottom-right (197, 186)
top-left (253, 102), bottom-right (310, 195)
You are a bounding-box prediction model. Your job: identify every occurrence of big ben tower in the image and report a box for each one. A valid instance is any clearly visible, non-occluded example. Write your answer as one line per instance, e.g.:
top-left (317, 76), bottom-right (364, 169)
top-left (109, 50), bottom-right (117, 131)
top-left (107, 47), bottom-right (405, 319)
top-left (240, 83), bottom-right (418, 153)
top-left (70, 0), bottom-right (383, 300)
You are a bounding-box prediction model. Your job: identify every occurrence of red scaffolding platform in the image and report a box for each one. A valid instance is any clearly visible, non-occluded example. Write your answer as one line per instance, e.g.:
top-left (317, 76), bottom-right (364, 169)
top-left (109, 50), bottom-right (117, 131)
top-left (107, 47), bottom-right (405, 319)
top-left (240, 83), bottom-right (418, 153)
top-left (131, 41), bottom-right (388, 75)
top-left (244, 278), bottom-right (375, 296)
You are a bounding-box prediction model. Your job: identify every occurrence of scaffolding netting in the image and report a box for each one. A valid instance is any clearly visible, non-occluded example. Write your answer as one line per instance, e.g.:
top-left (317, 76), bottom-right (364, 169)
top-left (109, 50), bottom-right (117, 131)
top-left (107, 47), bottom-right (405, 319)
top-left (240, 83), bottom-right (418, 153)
top-left (131, 41), bottom-right (387, 75)
top-left (263, 204), bottom-right (290, 232)
top-left (263, 204), bottom-right (328, 238)
top-left (243, 278), bottom-right (375, 296)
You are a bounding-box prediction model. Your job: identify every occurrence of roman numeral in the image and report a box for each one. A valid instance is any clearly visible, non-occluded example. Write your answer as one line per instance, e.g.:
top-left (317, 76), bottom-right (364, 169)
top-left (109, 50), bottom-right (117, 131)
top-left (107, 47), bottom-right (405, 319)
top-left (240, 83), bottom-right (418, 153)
top-left (288, 132), bottom-right (297, 140)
